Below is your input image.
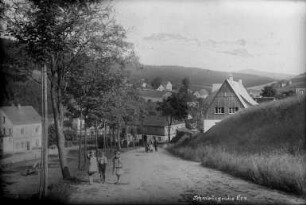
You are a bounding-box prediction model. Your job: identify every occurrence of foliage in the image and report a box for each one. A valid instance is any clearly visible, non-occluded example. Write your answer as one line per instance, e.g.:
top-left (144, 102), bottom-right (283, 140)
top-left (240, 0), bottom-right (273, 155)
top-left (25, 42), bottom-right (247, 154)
top-left (150, 77), bottom-right (163, 89)
top-left (261, 85), bottom-right (277, 97)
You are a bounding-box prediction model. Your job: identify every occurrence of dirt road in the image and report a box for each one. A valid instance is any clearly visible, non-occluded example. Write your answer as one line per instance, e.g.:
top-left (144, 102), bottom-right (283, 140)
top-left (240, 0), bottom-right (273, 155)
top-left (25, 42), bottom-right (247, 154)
top-left (68, 148), bottom-right (305, 204)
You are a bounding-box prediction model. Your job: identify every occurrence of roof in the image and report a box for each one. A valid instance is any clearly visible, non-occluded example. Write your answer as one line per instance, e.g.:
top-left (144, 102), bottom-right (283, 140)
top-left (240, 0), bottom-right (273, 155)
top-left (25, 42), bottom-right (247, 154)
top-left (226, 79), bottom-right (258, 107)
top-left (205, 79), bottom-right (258, 108)
top-left (140, 89), bottom-right (172, 99)
top-left (0, 106), bottom-right (41, 125)
top-left (211, 83), bottom-right (222, 92)
top-left (142, 116), bottom-right (184, 127)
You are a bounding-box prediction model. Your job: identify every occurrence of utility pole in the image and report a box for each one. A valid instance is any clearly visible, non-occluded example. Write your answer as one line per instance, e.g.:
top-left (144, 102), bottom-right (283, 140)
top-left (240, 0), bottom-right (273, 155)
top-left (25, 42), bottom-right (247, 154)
top-left (39, 64), bottom-right (48, 198)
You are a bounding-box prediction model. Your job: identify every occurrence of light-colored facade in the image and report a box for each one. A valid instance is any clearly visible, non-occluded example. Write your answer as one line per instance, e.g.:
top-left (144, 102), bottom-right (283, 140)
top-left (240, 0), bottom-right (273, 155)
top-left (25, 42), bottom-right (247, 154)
top-left (157, 81), bottom-right (172, 91)
top-left (139, 116), bottom-right (185, 142)
top-left (0, 106), bottom-right (41, 154)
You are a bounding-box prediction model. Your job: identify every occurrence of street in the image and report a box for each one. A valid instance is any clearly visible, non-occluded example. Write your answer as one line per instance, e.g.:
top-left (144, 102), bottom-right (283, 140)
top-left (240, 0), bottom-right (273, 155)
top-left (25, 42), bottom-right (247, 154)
top-left (68, 148), bottom-right (305, 204)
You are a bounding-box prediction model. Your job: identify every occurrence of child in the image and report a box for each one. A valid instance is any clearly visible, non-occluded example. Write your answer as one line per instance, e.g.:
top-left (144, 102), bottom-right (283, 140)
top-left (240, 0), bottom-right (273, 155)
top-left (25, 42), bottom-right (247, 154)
top-left (112, 150), bottom-right (123, 184)
top-left (87, 150), bottom-right (98, 185)
top-left (98, 151), bottom-right (108, 183)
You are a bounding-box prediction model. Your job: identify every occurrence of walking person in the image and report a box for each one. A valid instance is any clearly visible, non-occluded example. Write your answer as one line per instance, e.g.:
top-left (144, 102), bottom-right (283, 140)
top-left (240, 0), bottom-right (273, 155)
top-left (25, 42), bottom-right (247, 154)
top-left (153, 137), bottom-right (158, 152)
top-left (112, 150), bottom-right (123, 184)
top-left (98, 151), bottom-right (108, 183)
top-left (87, 150), bottom-right (98, 185)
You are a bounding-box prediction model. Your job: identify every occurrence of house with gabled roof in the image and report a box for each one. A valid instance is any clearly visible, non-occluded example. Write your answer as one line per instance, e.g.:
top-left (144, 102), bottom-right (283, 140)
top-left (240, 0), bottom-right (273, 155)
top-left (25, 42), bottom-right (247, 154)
top-left (157, 81), bottom-right (172, 91)
top-left (193, 89), bottom-right (209, 99)
top-left (203, 75), bottom-right (258, 132)
top-left (0, 105), bottom-right (42, 154)
top-left (138, 115), bottom-right (185, 143)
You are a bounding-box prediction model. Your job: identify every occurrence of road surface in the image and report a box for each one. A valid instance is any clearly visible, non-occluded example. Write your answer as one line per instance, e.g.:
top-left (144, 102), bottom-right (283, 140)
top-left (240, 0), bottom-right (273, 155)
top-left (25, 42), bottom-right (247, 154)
top-left (68, 148), bottom-right (305, 204)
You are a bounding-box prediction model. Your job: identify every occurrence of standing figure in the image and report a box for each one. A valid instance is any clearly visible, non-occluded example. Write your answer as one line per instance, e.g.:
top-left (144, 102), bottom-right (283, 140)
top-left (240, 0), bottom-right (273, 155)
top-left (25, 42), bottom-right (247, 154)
top-left (98, 151), bottom-right (108, 183)
top-left (112, 150), bottom-right (123, 184)
top-left (149, 140), bottom-right (154, 152)
top-left (153, 138), bottom-right (158, 152)
top-left (87, 150), bottom-right (98, 185)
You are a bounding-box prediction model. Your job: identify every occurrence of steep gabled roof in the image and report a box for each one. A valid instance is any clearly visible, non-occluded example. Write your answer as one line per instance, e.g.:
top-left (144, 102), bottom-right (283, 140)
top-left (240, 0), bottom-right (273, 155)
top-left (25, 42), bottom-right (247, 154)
top-left (226, 80), bottom-right (258, 107)
top-left (0, 106), bottom-right (41, 125)
top-left (205, 79), bottom-right (257, 109)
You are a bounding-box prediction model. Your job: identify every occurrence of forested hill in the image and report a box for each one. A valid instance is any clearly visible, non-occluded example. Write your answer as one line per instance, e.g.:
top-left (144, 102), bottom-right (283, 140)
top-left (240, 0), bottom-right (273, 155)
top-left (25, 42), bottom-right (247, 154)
top-left (126, 65), bottom-right (275, 91)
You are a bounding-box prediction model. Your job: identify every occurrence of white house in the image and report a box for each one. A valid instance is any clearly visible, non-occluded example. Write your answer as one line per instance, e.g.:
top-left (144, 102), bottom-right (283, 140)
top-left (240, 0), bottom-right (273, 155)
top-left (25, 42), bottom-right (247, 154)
top-left (157, 81), bottom-right (172, 91)
top-left (0, 105), bottom-right (41, 154)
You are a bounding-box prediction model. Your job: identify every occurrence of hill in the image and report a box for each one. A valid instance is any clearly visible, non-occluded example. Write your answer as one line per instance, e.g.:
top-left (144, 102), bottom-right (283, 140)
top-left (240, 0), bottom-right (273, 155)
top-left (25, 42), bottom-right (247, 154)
top-left (239, 69), bottom-right (295, 80)
top-left (126, 65), bottom-right (275, 91)
top-left (169, 96), bottom-right (306, 195)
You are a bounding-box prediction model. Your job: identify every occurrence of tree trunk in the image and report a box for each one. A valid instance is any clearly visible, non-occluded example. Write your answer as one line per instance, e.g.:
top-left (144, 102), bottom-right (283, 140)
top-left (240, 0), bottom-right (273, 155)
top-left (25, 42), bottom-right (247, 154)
top-left (78, 114), bottom-right (82, 170)
top-left (83, 119), bottom-right (87, 167)
top-left (50, 80), bottom-right (71, 179)
top-left (103, 120), bottom-right (106, 151)
top-left (126, 125), bottom-right (129, 148)
top-left (117, 123), bottom-right (121, 150)
top-left (95, 121), bottom-right (99, 156)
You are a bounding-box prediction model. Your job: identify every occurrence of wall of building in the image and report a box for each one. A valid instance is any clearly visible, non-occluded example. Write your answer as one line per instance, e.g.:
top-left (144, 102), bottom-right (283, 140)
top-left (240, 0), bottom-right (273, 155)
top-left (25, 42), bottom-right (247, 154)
top-left (13, 123), bottom-right (41, 153)
top-left (205, 82), bottom-right (244, 120)
top-left (203, 119), bottom-right (221, 133)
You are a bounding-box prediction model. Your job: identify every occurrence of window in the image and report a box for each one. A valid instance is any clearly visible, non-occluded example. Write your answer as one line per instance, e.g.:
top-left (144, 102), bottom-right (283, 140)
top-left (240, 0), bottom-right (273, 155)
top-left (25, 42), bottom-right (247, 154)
top-left (3, 128), bottom-right (5, 135)
top-left (2, 116), bottom-right (5, 124)
top-left (300, 90), bottom-right (304, 95)
top-left (215, 107), bottom-right (224, 114)
top-left (21, 141), bottom-right (24, 148)
top-left (229, 107), bottom-right (239, 114)
top-left (21, 128), bottom-right (24, 135)
top-left (35, 126), bottom-right (39, 133)
top-left (9, 128), bottom-right (12, 136)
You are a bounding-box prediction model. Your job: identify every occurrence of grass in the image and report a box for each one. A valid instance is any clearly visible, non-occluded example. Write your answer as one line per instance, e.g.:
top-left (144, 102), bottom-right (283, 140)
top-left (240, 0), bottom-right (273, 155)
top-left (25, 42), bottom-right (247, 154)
top-left (169, 96), bottom-right (306, 195)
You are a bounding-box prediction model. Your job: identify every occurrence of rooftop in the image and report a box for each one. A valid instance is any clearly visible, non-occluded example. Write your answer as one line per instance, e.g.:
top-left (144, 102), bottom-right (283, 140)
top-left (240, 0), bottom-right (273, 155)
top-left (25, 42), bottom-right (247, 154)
top-left (0, 105), bottom-right (41, 125)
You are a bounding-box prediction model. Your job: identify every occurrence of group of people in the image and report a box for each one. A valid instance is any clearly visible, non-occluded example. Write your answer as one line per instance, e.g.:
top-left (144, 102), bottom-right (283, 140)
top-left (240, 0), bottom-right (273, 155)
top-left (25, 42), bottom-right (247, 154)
top-left (87, 150), bottom-right (123, 185)
top-left (145, 138), bottom-right (158, 152)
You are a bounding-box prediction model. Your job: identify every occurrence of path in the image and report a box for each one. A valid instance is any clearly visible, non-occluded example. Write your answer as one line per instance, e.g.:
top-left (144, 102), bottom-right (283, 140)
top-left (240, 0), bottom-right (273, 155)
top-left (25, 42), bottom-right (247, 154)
top-left (68, 148), bottom-right (305, 204)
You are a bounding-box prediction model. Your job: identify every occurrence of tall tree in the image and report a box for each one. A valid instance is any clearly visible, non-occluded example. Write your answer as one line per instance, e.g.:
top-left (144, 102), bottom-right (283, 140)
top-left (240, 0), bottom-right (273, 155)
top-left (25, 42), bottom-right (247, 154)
top-left (156, 93), bottom-right (188, 142)
top-left (7, 0), bottom-right (135, 179)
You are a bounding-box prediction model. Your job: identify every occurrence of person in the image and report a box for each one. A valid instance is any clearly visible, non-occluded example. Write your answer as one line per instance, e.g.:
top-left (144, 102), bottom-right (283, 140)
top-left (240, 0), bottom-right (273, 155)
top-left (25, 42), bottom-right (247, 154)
top-left (153, 138), bottom-right (158, 152)
top-left (98, 151), bottom-right (108, 183)
top-left (112, 150), bottom-right (123, 184)
top-left (149, 140), bottom-right (154, 152)
top-left (87, 150), bottom-right (98, 185)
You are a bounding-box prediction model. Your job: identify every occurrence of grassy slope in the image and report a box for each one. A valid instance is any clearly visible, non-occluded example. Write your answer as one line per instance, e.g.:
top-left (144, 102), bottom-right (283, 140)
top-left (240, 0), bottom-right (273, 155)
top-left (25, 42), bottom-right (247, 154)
top-left (169, 96), bottom-right (306, 195)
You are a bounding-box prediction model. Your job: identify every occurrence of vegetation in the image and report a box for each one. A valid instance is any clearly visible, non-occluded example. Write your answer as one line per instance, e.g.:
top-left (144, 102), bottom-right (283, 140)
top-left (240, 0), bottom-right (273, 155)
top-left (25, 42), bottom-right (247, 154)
top-left (5, 0), bottom-right (136, 179)
top-left (261, 85), bottom-right (277, 97)
top-left (169, 96), bottom-right (306, 195)
top-left (127, 65), bottom-right (275, 91)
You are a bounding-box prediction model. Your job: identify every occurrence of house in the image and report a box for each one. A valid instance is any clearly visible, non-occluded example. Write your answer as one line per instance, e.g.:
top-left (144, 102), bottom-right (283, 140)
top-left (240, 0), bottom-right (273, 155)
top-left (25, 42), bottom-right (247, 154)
top-left (203, 75), bottom-right (258, 133)
top-left (157, 81), bottom-right (172, 91)
top-left (139, 89), bottom-right (172, 102)
top-left (138, 116), bottom-right (185, 143)
top-left (247, 88), bottom-right (262, 98)
top-left (193, 89), bottom-right (208, 99)
top-left (0, 105), bottom-right (41, 154)
top-left (296, 88), bottom-right (305, 96)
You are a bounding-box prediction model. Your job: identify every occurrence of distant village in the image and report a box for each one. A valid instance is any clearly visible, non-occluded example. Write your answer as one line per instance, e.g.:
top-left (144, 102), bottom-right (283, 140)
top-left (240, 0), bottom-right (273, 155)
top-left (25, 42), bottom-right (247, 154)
top-left (0, 73), bottom-right (305, 157)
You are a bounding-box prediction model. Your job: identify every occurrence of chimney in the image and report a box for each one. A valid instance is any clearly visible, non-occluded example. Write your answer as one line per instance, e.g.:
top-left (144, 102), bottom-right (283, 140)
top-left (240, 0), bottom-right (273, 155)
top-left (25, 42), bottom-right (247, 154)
top-left (238, 79), bottom-right (243, 85)
top-left (228, 74), bottom-right (233, 81)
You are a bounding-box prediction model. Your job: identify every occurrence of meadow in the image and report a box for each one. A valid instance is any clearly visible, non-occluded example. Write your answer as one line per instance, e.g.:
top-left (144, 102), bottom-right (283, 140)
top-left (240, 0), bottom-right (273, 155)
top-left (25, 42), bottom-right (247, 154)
top-left (169, 96), bottom-right (306, 195)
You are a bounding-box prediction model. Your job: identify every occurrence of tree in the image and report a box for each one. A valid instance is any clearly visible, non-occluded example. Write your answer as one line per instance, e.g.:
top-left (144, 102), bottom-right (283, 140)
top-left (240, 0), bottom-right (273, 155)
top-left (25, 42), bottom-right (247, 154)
top-left (7, 0), bottom-right (135, 179)
top-left (261, 86), bottom-right (277, 97)
top-left (151, 77), bottom-right (162, 89)
top-left (156, 92), bottom-right (188, 142)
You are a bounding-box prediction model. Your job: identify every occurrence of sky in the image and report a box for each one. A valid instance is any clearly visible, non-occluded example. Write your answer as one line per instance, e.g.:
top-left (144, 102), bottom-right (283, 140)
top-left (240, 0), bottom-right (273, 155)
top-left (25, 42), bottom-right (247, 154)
top-left (114, 0), bottom-right (306, 75)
